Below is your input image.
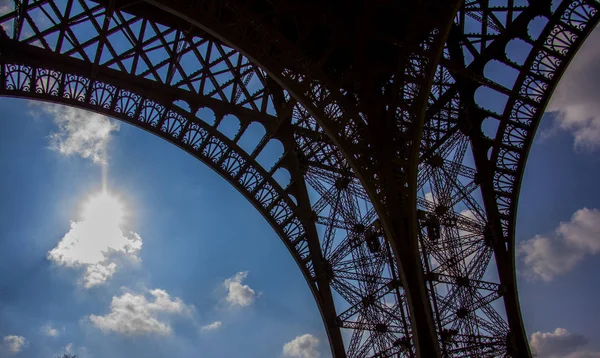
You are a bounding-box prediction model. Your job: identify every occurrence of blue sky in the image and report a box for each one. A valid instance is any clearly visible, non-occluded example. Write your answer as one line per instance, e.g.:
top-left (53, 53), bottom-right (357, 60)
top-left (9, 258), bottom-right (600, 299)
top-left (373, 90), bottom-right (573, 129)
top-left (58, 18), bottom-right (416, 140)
top-left (0, 1), bottom-right (599, 357)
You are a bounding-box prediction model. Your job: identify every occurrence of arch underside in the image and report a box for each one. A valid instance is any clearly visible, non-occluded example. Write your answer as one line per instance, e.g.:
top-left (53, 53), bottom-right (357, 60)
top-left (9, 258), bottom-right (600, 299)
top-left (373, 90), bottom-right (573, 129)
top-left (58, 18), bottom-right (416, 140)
top-left (1, 0), bottom-right (598, 357)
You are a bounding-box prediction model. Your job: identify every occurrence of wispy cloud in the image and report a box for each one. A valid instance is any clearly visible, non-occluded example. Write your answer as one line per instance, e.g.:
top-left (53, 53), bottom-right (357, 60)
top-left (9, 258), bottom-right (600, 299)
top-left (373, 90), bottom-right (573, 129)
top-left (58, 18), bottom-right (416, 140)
top-left (41, 324), bottom-right (60, 337)
top-left (283, 334), bottom-right (320, 358)
top-left (518, 208), bottom-right (600, 281)
top-left (2, 335), bottom-right (27, 354)
top-left (34, 103), bottom-right (120, 165)
top-left (200, 321), bottom-right (222, 332)
top-left (530, 328), bottom-right (600, 358)
top-left (89, 288), bottom-right (193, 336)
top-left (545, 27), bottom-right (600, 151)
top-left (223, 271), bottom-right (257, 308)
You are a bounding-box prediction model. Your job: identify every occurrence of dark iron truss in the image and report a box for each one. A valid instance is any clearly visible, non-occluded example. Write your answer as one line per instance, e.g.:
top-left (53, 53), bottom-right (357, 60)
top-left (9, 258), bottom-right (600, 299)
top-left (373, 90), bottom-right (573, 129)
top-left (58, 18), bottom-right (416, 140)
top-left (0, 0), bottom-right (598, 356)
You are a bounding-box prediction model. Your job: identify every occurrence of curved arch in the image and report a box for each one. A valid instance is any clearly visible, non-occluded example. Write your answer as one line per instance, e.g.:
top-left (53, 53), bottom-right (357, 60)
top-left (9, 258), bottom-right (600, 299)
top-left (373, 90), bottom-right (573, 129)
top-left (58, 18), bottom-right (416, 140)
top-left (483, 2), bottom-right (599, 354)
top-left (425, 1), bottom-right (600, 356)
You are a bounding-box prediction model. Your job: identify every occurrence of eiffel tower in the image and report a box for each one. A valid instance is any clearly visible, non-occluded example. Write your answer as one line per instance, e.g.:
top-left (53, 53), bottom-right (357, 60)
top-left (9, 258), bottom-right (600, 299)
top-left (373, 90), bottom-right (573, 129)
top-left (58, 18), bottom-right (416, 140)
top-left (0, 0), bottom-right (597, 356)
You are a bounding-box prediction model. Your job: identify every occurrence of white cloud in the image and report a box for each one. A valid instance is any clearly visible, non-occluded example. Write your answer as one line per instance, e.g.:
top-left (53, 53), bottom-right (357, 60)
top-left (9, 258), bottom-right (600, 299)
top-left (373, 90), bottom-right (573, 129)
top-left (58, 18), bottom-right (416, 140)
top-left (47, 192), bottom-right (143, 288)
top-left (518, 234), bottom-right (583, 281)
top-left (223, 271), bottom-right (257, 307)
top-left (41, 324), bottom-right (60, 337)
top-left (83, 262), bottom-right (118, 288)
top-left (35, 103), bottom-right (120, 164)
top-left (3, 335), bottom-right (26, 354)
top-left (283, 334), bottom-right (320, 358)
top-left (200, 321), bottom-right (222, 332)
top-left (546, 26), bottom-right (600, 151)
top-left (518, 208), bottom-right (600, 281)
top-left (48, 221), bottom-right (141, 267)
top-left (529, 328), bottom-right (599, 358)
top-left (89, 288), bottom-right (193, 336)
top-left (556, 208), bottom-right (600, 253)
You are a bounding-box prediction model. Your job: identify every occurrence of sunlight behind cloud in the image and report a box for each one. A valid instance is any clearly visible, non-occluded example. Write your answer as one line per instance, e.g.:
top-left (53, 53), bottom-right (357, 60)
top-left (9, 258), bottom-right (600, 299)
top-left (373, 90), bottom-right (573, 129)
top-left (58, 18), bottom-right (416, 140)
top-left (82, 191), bottom-right (126, 226)
top-left (38, 98), bottom-right (136, 288)
top-left (48, 190), bottom-right (142, 288)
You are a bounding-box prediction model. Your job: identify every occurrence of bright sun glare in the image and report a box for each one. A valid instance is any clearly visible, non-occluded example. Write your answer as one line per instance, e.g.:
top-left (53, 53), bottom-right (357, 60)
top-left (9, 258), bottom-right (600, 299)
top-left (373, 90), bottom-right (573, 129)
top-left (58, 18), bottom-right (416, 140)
top-left (82, 190), bottom-right (126, 226)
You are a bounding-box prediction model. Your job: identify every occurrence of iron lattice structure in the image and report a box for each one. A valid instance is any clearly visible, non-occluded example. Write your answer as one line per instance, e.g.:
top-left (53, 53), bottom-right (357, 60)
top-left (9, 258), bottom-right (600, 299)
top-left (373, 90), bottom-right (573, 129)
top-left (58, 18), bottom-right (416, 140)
top-left (0, 0), bottom-right (598, 356)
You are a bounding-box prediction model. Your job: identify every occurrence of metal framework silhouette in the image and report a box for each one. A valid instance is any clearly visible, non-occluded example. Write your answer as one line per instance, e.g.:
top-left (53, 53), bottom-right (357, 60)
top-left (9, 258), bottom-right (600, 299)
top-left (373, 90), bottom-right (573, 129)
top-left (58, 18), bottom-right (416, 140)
top-left (0, 0), bottom-right (598, 356)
